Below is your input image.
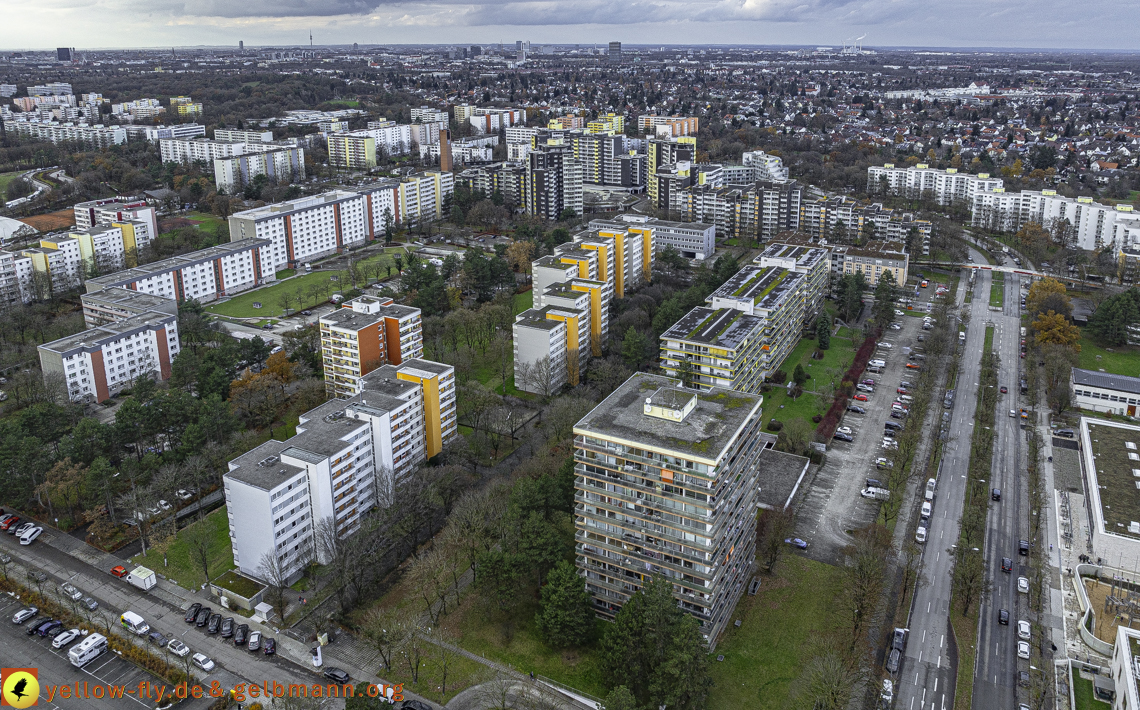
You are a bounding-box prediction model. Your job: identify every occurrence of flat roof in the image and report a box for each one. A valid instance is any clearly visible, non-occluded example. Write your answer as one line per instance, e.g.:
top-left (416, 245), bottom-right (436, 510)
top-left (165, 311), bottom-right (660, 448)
top-left (754, 447), bottom-right (810, 510)
top-left (86, 238), bottom-right (269, 289)
top-left (321, 309), bottom-right (380, 331)
top-left (225, 441), bottom-right (305, 491)
top-left (39, 310), bottom-right (175, 354)
top-left (232, 190), bottom-right (361, 221)
top-left (81, 287), bottom-right (174, 312)
top-left (1073, 368), bottom-right (1140, 396)
top-left (756, 243), bottom-right (829, 268)
top-left (662, 307), bottom-right (762, 350)
top-left (710, 265), bottom-right (804, 311)
top-left (1083, 418), bottom-right (1140, 541)
top-left (573, 372), bottom-right (762, 465)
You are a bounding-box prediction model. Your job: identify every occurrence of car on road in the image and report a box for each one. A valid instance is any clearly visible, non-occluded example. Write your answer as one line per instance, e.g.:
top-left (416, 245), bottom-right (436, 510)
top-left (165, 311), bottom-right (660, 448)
top-left (184, 603), bottom-right (202, 623)
top-left (1000, 386), bottom-right (1008, 393)
top-left (836, 426), bottom-right (853, 435)
top-left (847, 405), bottom-right (866, 414)
top-left (261, 323), bottom-right (273, 330)
top-left (1018, 641), bottom-right (1030, 659)
top-left (83, 597), bottom-right (98, 610)
top-left (60, 583), bottom-right (82, 600)
top-left (1001, 557), bottom-right (1013, 573)
top-left (111, 565), bottom-right (129, 578)
top-left (1019, 539), bottom-right (1030, 555)
top-left (1018, 619), bottom-right (1031, 640)
top-left (1009, 409), bottom-right (1017, 418)
top-left (52, 628), bottom-right (81, 648)
top-left (785, 538), bottom-right (808, 549)
top-left (192, 653), bottom-right (215, 672)
top-left (875, 458), bottom-right (893, 469)
top-left (248, 631), bottom-right (262, 652)
top-left (853, 394), bottom-right (869, 402)
top-left (1018, 577), bottom-right (1029, 594)
top-left (207, 614), bottom-right (221, 634)
top-left (220, 617), bottom-right (234, 638)
top-left (11, 607), bottom-right (37, 624)
top-left (263, 638), bottom-right (277, 656)
top-left (998, 609), bottom-right (1010, 625)
top-left (234, 623), bottom-right (249, 646)
top-left (324, 668), bottom-right (352, 684)
top-left (915, 526), bottom-right (927, 543)
top-left (168, 639), bottom-right (191, 657)
top-left (834, 432), bottom-right (853, 442)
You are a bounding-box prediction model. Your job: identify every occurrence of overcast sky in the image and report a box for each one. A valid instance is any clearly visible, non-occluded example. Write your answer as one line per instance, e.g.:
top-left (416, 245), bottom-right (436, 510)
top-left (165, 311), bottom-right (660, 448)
top-left (0, 0), bottom-right (1137, 51)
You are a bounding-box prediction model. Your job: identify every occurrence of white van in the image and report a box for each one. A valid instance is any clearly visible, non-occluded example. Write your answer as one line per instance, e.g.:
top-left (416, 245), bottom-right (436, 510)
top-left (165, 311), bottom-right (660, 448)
top-left (120, 611), bottom-right (150, 636)
top-left (921, 501), bottom-right (932, 519)
top-left (69, 633), bottom-right (108, 667)
top-left (924, 478), bottom-right (937, 501)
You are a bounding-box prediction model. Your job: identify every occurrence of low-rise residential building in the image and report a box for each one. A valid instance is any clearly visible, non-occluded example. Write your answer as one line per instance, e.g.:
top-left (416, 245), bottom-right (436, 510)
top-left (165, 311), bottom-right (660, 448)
top-left (38, 309), bottom-right (180, 402)
top-left (84, 239), bottom-right (275, 303)
top-left (833, 240), bottom-right (910, 287)
top-left (659, 307), bottom-right (766, 392)
top-left (573, 373), bottom-right (763, 647)
top-left (224, 358), bottom-right (456, 583)
top-left (320, 296), bottom-right (424, 398)
top-left (1071, 368), bottom-right (1140, 416)
top-left (590, 214), bottom-right (715, 261)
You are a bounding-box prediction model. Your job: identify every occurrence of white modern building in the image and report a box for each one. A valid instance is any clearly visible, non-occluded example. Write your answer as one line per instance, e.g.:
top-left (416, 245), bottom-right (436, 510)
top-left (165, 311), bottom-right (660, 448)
top-left (7, 121), bottom-right (125, 147)
top-left (590, 214), bottom-right (715, 261)
top-left (213, 129), bottom-right (275, 143)
top-left (214, 146), bottom-right (306, 194)
top-left (868, 163), bottom-right (1004, 206)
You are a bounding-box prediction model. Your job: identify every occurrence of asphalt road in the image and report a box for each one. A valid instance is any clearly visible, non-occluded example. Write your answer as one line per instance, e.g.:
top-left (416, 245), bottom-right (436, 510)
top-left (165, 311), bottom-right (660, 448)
top-left (895, 256), bottom-right (988, 710)
top-left (972, 270), bottom-right (1031, 709)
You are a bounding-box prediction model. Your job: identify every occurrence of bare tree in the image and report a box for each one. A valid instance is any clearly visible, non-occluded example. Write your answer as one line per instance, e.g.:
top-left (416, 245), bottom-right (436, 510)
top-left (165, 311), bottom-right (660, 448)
top-left (362, 605), bottom-right (409, 672)
top-left (756, 507), bottom-right (796, 572)
top-left (257, 550), bottom-right (291, 622)
top-left (183, 518), bottom-right (216, 587)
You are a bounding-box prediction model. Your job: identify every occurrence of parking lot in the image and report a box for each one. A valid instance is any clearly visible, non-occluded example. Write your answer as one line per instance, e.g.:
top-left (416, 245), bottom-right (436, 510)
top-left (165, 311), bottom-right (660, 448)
top-left (0, 593), bottom-right (228, 710)
top-left (793, 286), bottom-right (940, 563)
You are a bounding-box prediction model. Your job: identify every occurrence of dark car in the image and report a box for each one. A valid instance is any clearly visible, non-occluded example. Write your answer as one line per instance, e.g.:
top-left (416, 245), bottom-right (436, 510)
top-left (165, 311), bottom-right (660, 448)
top-left (220, 617), bottom-right (235, 638)
top-left (847, 405), bottom-right (866, 414)
top-left (184, 603), bottom-right (202, 624)
top-left (27, 618), bottom-right (53, 635)
top-left (866, 478), bottom-right (884, 490)
top-left (1019, 539), bottom-right (1030, 556)
top-left (207, 613), bottom-right (222, 634)
top-left (234, 624), bottom-right (249, 646)
top-left (891, 411), bottom-right (907, 420)
top-left (992, 488), bottom-right (1001, 501)
top-left (834, 432), bottom-right (854, 442)
top-left (1000, 386), bottom-right (1008, 393)
top-left (37, 620), bottom-right (63, 636)
top-left (402, 701), bottom-right (432, 710)
top-left (885, 421), bottom-right (903, 431)
top-left (323, 668), bottom-right (351, 684)
top-left (886, 648), bottom-right (901, 674)
top-left (195, 608), bottom-right (212, 627)
top-left (998, 609), bottom-right (1010, 625)
top-left (148, 630), bottom-right (169, 647)
top-left (262, 637), bottom-right (276, 656)
top-left (1001, 557), bottom-right (1013, 573)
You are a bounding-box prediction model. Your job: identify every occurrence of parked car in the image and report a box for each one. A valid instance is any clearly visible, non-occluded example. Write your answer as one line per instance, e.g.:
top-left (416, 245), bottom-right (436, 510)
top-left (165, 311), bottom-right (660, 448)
top-left (168, 639), bottom-right (191, 657)
top-left (886, 648), bottom-right (901, 674)
top-left (263, 638), bottom-right (277, 656)
top-left (862, 379), bottom-right (876, 386)
top-left (184, 603), bottom-right (202, 623)
top-left (207, 614), bottom-right (222, 634)
top-left (20, 526), bottom-right (43, 545)
top-left (111, 566), bottom-right (129, 578)
top-left (856, 384), bottom-right (874, 393)
top-left (36, 620), bottom-right (62, 636)
top-left (0, 516), bottom-right (20, 531)
top-left (220, 617), bottom-right (234, 638)
top-left (323, 669), bottom-right (351, 684)
top-left (836, 426), bottom-right (853, 435)
top-left (248, 631), bottom-right (262, 652)
top-left (1018, 577), bottom-right (1029, 594)
top-left (915, 526), bottom-right (927, 543)
top-left (196, 608), bottom-right (212, 627)
top-left (853, 394), bottom-right (869, 402)
top-left (192, 653), bottom-right (215, 672)
top-left (29, 619), bottom-right (56, 635)
top-left (148, 630), bottom-right (169, 647)
top-left (1018, 620), bottom-right (1031, 640)
top-left (875, 458), bottom-right (893, 469)
top-left (833, 432), bottom-right (853, 443)
top-left (785, 538), bottom-right (808, 549)
top-left (1019, 539), bottom-right (1030, 555)
top-left (891, 411), bottom-right (907, 420)
top-left (11, 607), bottom-right (38, 624)
top-left (1017, 641), bottom-right (1030, 660)
top-left (52, 628), bottom-right (81, 649)
top-left (234, 624), bottom-right (249, 646)
top-left (847, 405), bottom-right (866, 414)
top-left (82, 597), bottom-right (98, 611)
top-left (60, 583), bottom-right (82, 601)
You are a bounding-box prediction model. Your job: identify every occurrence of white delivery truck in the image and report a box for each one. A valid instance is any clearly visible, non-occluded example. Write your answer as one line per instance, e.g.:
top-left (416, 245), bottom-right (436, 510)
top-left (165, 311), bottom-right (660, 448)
top-left (126, 566), bottom-right (157, 591)
top-left (120, 611), bottom-right (150, 636)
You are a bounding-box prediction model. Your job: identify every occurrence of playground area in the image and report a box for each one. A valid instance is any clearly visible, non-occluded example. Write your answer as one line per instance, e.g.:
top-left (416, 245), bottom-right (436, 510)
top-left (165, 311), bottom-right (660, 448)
top-left (1084, 573), bottom-right (1140, 643)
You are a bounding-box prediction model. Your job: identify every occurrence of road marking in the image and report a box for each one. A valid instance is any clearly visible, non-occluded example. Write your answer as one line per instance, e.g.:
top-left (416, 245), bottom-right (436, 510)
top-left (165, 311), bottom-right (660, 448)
top-left (934, 677), bottom-right (938, 692)
top-left (941, 634), bottom-right (944, 648)
top-left (923, 629), bottom-right (927, 643)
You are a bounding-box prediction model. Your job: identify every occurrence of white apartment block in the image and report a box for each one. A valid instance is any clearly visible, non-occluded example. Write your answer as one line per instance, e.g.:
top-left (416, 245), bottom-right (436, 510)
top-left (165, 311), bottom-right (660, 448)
top-left (868, 163), bottom-right (1003, 206)
top-left (754, 243), bottom-right (831, 319)
top-left (160, 137), bottom-right (248, 164)
top-left (8, 121), bottom-right (125, 147)
top-left (143, 124), bottom-right (206, 142)
top-left (972, 188), bottom-right (1138, 252)
top-left (467, 108), bottom-right (525, 133)
top-left (0, 250), bottom-right (33, 305)
top-left (225, 358), bottom-right (457, 583)
top-left (79, 287), bottom-right (177, 328)
top-left (738, 150), bottom-right (790, 183)
top-left (514, 308), bottom-right (570, 394)
top-left (73, 197), bottom-right (158, 243)
top-left (591, 214), bottom-right (715, 261)
top-left (214, 129), bottom-right (275, 143)
top-left (214, 146), bottom-right (306, 194)
top-left (229, 191), bottom-right (371, 271)
top-left (419, 140), bottom-right (491, 164)
top-left (84, 239), bottom-right (275, 303)
top-left (410, 107), bottom-right (449, 125)
top-left (39, 309), bottom-right (180, 402)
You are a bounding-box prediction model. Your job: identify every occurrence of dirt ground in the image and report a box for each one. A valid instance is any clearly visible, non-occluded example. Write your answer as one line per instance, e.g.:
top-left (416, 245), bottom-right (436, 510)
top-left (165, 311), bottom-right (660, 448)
top-left (1085, 576), bottom-right (1140, 643)
top-left (19, 209), bottom-right (75, 232)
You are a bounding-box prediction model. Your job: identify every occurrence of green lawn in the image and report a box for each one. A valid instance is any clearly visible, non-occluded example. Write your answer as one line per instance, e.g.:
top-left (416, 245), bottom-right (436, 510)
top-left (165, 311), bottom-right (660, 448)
top-left (708, 554), bottom-right (844, 710)
top-left (1072, 667), bottom-right (1111, 709)
top-left (989, 272), bottom-right (1005, 308)
top-left (132, 506), bottom-right (234, 589)
top-left (513, 290), bottom-right (533, 315)
top-left (0, 171), bottom-right (25, 197)
top-left (185, 211), bottom-right (227, 235)
top-left (206, 247), bottom-right (410, 318)
top-left (1078, 330), bottom-right (1140, 375)
top-left (763, 334), bottom-right (855, 428)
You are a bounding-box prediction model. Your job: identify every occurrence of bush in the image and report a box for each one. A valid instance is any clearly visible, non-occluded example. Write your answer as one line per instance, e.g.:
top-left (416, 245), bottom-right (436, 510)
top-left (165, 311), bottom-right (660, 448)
top-left (771, 370), bottom-right (788, 384)
top-left (767, 419), bottom-right (783, 432)
top-left (812, 415), bottom-right (822, 423)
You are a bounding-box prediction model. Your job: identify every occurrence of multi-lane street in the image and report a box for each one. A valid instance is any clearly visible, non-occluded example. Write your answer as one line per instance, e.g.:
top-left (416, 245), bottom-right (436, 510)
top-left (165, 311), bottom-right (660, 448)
top-left (896, 253), bottom-right (991, 710)
top-left (972, 269), bottom-right (1032, 709)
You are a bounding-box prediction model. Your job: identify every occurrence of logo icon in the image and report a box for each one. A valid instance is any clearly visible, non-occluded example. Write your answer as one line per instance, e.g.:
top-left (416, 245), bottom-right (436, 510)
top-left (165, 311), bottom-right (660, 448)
top-left (1, 669), bottom-right (38, 708)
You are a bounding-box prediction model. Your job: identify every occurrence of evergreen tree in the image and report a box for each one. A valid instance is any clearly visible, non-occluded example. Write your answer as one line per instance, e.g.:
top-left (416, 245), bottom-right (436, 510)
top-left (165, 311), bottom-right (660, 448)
top-left (601, 686), bottom-right (637, 710)
top-left (817, 316), bottom-right (831, 350)
top-left (621, 328), bottom-right (649, 369)
top-left (793, 363), bottom-right (809, 386)
top-left (601, 577), bottom-right (712, 710)
top-left (1088, 289), bottom-right (1140, 346)
top-left (535, 560), bottom-right (595, 648)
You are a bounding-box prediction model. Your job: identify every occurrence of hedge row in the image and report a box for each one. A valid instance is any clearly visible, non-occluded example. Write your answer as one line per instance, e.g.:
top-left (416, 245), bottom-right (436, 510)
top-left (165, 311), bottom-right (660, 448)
top-left (816, 330), bottom-right (881, 440)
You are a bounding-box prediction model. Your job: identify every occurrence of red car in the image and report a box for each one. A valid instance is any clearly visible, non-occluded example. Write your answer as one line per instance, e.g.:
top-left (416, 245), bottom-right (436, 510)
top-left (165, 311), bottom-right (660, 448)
top-left (906, 363), bottom-right (921, 369)
top-left (1000, 386), bottom-right (1008, 393)
top-left (853, 394), bottom-right (869, 402)
top-left (111, 566), bottom-right (129, 578)
top-left (897, 388), bottom-right (909, 395)
top-left (1020, 352), bottom-right (1026, 359)
top-left (0, 516), bottom-right (20, 531)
